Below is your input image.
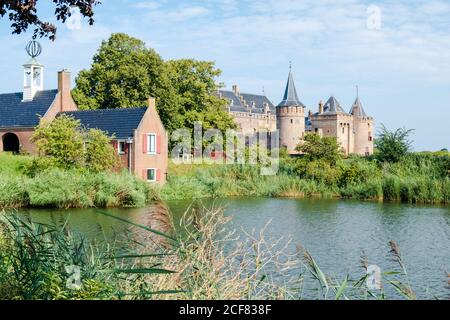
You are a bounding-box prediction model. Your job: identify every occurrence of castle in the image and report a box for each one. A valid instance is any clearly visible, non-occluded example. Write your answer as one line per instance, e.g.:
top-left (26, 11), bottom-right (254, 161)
top-left (220, 68), bottom-right (374, 156)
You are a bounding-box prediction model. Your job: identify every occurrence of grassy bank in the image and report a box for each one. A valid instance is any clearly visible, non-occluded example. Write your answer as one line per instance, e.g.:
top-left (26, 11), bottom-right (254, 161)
top-left (0, 153), bottom-right (158, 209)
top-left (162, 153), bottom-right (450, 205)
top-left (1, 151), bottom-right (448, 209)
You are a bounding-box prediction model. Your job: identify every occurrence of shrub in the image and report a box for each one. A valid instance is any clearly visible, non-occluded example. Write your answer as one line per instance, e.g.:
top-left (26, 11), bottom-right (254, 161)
top-left (305, 160), bottom-right (340, 185)
top-left (21, 156), bottom-right (59, 177)
top-left (296, 133), bottom-right (342, 165)
top-left (85, 128), bottom-right (118, 173)
top-left (30, 115), bottom-right (118, 174)
top-left (31, 115), bottom-right (85, 169)
top-left (375, 124), bottom-right (414, 163)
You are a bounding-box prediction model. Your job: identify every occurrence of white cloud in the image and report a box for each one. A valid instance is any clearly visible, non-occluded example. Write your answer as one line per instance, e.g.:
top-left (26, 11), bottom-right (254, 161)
top-left (133, 1), bottom-right (162, 10)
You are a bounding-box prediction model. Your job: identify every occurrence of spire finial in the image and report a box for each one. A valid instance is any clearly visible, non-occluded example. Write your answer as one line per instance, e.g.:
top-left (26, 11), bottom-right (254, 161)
top-left (26, 40), bottom-right (42, 58)
top-left (356, 85), bottom-right (359, 98)
top-left (289, 61), bottom-right (292, 71)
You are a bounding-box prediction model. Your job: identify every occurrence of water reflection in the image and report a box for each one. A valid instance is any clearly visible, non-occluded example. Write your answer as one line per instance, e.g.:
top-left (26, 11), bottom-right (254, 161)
top-left (14, 198), bottom-right (450, 299)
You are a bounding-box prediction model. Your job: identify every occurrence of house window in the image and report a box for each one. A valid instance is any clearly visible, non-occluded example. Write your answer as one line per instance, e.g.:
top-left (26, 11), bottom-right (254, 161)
top-left (147, 134), bottom-right (156, 154)
top-left (118, 141), bottom-right (126, 154)
top-left (146, 168), bottom-right (156, 182)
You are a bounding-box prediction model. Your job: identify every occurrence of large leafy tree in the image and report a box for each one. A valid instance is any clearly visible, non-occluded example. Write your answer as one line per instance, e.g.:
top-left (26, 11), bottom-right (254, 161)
top-left (0, 0), bottom-right (100, 40)
top-left (165, 59), bottom-right (236, 132)
top-left (375, 124), bottom-right (414, 163)
top-left (72, 33), bottom-right (235, 134)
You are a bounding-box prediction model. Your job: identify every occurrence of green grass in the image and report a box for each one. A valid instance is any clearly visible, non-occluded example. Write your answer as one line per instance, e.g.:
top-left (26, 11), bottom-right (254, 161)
top-left (162, 152), bottom-right (450, 204)
top-left (0, 153), bottom-right (159, 209)
top-left (0, 152), bottom-right (33, 175)
top-left (1, 152), bottom-right (448, 208)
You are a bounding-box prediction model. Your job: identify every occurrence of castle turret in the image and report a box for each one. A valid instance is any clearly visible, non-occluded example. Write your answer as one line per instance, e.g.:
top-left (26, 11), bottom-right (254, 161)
top-left (276, 67), bottom-right (305, 154)
top-left (350, 91), bottom-right (374, 156)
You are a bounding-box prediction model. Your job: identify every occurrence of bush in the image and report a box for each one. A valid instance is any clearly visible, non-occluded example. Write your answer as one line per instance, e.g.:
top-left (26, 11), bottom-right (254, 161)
top-left (31, 115), bottom-right (85, 169)
top-left (21, 156), bottom-right (60, 177)
top-left (375, 124), bottom-right (414, 163)
top-left (305, 160), bottom-right (340, 185)
top-left (85, 128), bottom-right (118, 173)
top-left (30, 115), bottom-right (119, 174)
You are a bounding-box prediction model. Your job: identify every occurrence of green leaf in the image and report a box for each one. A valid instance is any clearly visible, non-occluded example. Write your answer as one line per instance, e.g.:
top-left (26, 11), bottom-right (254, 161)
top-left (113, 268), bottom-right (176, 274)
top-left (95, 209), bottom-right (178, 242)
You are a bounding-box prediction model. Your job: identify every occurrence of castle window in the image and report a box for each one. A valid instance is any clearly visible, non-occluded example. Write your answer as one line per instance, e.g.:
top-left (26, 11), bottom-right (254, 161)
top-left (290, 119), bottom-right (293, 124)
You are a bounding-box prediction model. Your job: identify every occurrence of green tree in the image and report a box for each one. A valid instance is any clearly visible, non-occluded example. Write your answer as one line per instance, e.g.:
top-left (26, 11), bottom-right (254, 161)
top-left (375, 124), bottom-right (414, 163)
top-left (31, 115), bottom-right (84, 169)
top-left (85, 128), bottom-right (118, 172)
top-left (72, 33), bottom-right (235, 135)
top-left (165, 59), bottom-right (236, 132)
top-left (296, 133), bottom-right (343, 165)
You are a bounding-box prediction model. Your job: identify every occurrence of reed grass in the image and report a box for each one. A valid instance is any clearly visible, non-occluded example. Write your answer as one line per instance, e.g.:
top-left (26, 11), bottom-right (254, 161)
top-left (164, 152), bottom-right (449, 205)
top-left (0, 169), bottom-right (159, 209)
top-left (0, 203), bottom-right (447, 300)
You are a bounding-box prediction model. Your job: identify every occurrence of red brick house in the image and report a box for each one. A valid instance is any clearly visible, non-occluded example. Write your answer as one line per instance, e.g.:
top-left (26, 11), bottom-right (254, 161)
top-left (0, 49), bottom-right (168, 184)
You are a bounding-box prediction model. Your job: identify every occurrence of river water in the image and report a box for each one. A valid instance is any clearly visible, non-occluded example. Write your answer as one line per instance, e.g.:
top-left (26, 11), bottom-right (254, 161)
top-left (17, 198), bottom-right (450, 299)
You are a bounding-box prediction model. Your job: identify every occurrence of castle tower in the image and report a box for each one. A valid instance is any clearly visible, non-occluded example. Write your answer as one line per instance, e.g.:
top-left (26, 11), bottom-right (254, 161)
top-left (349, 91), bottom-right (374, 156)
top-left (310, 96), bottom-right (354, 155)
top-left (22, 41), bottom-right (44, 101)
top-left (276, 67), bottom-right (306, 154)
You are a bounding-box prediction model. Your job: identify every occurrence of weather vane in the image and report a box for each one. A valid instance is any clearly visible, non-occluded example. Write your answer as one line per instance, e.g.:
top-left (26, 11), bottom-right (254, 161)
top-left (26, 40), bottom-right (42, 58)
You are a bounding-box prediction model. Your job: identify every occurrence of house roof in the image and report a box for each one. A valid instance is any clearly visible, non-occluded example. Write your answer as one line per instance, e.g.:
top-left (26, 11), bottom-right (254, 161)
top-left (0, 89), bottom-right (58, 128)
top-left (277, 70), bottom-right (305, 108)
top-left (61, 107), bottom-right (147, 139)
top-left (323, 96), bottom-right (347, 114)
top-left (349, 96), bottom-right (368, 117)
top-left (219, 90), bottom-right (275, 113)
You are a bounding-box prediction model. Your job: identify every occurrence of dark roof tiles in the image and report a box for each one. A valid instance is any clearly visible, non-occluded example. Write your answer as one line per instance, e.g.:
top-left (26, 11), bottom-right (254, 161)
top-left (61, 107), bottom-right (147, 139)
top-left (277, 71), bottom-right (305, 108)
top-left (219, 90), bottom-right (275, 113)
top-left (0, 90), bottom-right (58, 128)
top-left (349, 97), bottom-right (368, 117)
top-left (323, 96), bottom-right (346, 114)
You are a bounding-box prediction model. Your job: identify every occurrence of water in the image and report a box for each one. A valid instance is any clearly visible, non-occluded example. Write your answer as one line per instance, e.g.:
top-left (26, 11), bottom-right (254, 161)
top-left (15, 198), bottom-right (450, 299)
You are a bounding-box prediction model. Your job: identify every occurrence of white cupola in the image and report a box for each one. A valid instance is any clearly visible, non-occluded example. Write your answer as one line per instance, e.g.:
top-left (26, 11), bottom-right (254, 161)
top-left (22, 41), bottom-right (44, 102)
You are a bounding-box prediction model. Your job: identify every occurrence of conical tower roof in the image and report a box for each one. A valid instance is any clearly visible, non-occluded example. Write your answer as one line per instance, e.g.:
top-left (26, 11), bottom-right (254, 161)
top-left (277, 69), bottom-right (305, 107)
top-left (323, 96), bottom-right (346, 114)
top-left (349, 96), bottom-right (367, 117)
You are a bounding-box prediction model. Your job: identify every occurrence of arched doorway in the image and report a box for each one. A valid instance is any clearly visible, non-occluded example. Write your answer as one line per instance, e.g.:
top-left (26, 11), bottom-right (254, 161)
top-left (2, 133), bottom-right (20, 154)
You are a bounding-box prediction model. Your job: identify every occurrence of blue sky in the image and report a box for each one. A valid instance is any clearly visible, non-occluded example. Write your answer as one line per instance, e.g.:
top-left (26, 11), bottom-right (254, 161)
top-left (0, 0), bottom-right (449, 150)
